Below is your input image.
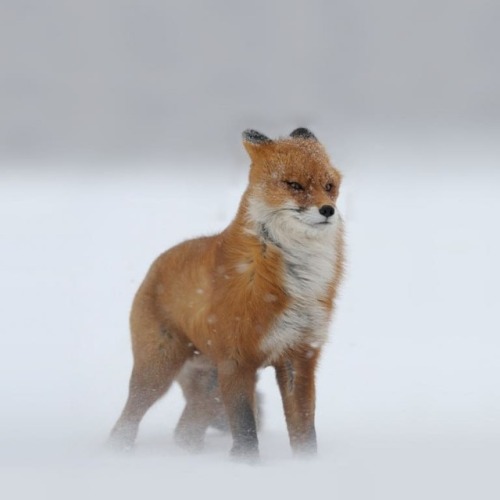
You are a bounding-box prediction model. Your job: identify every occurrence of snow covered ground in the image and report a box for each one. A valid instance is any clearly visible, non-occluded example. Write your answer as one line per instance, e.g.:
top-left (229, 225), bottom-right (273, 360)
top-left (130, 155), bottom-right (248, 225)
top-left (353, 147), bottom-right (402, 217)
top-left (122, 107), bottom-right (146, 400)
top-left (1, 135), bottom-right (499, 499)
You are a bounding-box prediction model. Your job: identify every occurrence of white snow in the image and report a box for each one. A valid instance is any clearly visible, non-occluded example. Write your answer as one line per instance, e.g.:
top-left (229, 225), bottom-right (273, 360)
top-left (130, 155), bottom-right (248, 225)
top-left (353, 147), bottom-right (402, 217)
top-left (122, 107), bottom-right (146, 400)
top-left (235, 262), bottom-right (250, 274)
top-left (1, 139), bottom-right (499, 499)
top-left (263, 293), bottom-right (278, 303)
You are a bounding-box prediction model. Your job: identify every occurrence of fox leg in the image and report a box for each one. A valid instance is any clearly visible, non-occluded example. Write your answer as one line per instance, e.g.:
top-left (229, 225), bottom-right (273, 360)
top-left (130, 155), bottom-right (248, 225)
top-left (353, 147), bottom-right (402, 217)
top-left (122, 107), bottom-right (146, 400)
top-left (109, 317), bottom-right (190, 449)
top-left (174, 358), bottom-right (227, 451)
top-left (217, 362), bottom-right (259, 459)
top-left (275, 351), bottom-right (319, 455)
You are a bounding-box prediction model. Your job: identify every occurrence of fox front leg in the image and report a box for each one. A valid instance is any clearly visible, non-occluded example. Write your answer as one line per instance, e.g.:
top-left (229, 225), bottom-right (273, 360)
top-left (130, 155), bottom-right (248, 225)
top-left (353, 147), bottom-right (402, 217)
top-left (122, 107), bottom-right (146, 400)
top-left (217, 361), bottom-right (259, 460)
top-left (275, 351), bottom-right (319, 455)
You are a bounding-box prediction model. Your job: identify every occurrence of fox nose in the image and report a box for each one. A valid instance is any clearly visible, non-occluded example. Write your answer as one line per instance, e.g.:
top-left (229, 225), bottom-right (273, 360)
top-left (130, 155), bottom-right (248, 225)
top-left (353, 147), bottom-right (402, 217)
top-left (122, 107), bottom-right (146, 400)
top-left (319, 205), bottom-right (335, 218)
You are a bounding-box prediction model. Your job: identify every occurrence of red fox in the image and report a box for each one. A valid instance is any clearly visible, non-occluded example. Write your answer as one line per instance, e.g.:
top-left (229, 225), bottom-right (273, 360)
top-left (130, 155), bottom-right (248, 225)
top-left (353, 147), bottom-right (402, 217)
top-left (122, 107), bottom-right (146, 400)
top-left (110, 128), bottom-right (345, 459)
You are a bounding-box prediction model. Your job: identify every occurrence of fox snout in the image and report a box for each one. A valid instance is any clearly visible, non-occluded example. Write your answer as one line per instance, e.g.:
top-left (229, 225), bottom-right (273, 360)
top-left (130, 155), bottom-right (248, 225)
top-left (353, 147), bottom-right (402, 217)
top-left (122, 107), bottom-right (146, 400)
top-left (319, 205), bottom-right (335, 218)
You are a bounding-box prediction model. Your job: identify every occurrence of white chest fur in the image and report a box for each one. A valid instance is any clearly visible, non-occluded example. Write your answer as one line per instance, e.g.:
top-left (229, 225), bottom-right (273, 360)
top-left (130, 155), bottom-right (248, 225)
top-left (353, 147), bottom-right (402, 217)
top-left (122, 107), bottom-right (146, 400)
top-left (258, 215), bottom-right (342, 363)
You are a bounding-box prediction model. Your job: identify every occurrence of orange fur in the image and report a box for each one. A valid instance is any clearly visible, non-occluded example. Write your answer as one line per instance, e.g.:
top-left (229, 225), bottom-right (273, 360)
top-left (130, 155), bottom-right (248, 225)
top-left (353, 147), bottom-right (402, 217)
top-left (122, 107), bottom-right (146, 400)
top-left (110, 129), bottom-right (345, 459)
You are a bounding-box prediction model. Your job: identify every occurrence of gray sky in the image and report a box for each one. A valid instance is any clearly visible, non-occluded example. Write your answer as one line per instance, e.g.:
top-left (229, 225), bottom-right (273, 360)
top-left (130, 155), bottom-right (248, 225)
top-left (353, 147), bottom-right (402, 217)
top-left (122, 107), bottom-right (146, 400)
top-left (1, 0), bottom-right (498, 164)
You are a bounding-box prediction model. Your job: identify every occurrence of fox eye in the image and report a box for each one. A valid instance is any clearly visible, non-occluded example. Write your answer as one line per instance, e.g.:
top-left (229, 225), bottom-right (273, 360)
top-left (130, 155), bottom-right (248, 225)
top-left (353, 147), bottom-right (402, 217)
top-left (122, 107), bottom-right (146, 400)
top-left (325, 183), bottom-right (334, 192)
top-left (285, 181), bottom-right (304, 191)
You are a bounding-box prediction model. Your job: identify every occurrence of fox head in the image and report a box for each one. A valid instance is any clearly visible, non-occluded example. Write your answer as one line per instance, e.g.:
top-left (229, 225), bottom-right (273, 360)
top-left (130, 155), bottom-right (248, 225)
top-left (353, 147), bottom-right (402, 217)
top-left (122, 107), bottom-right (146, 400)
top-left (242, 128), bottom-right (342, 245)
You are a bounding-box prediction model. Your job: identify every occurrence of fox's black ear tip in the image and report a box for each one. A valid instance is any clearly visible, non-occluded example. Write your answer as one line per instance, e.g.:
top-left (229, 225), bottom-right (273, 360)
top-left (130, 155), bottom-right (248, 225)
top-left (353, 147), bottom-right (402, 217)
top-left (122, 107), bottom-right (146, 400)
top-left (290, 127), bottom-right (317, 140)
top-left (242, 129), bottom-right (272, 144)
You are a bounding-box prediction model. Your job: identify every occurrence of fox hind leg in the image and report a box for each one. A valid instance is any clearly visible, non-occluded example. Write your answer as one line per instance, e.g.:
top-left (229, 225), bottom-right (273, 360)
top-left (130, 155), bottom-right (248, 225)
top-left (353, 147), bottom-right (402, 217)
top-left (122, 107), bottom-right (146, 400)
top-left (174, 357), bottom-right (227, 451)
top-left (109, 321), bottom-right (190, 450)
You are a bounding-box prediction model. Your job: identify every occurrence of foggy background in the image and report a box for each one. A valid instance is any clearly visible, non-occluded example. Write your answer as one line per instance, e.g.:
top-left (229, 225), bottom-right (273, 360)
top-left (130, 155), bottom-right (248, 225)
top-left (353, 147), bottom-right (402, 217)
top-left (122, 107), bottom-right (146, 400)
top-left (1, 1), bottom-right (499, 499)
top-left (1, 0), bottom-right (499, 166)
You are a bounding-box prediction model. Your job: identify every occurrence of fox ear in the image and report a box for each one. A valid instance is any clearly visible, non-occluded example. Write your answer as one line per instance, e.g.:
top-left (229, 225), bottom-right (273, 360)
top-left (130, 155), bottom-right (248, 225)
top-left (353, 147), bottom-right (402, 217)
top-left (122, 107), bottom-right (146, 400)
top-left (290, 127), bottom-right (317, 140)
top-left (242, 129), bottom-right (273, 159)
top-left (242, 129), bottom-right (272, 144)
